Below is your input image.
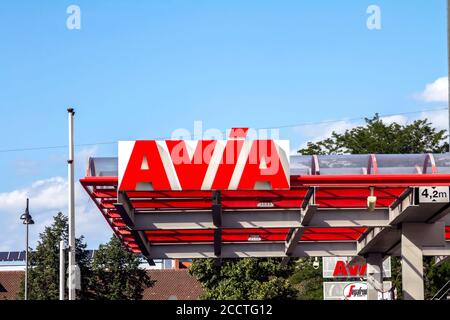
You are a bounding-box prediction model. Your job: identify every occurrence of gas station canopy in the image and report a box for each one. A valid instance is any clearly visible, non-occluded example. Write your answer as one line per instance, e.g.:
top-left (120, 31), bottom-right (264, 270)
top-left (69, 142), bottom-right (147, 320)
top-left (81, 152), bottom-right (450, 261)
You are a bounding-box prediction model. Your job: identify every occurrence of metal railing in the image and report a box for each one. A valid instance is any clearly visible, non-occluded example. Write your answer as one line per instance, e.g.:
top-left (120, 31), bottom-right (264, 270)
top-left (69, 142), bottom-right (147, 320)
top-left (431, 280), bottom-right (450, 300)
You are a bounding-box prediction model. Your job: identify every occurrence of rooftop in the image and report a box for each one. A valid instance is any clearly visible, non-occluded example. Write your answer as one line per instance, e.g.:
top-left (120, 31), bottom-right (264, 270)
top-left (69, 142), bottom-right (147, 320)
top-left (0, 269), bottom-right (203, 300)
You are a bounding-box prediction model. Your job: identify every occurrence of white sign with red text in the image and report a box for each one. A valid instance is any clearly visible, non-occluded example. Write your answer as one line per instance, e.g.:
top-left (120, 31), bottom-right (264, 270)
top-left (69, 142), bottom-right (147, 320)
top-left (118, 137), bottom-right (290, 191)
top-left (323, 281), bottom-right (393, 300)
top-left (343, 282), bottom-right (367, 300)
top-left (322, 256), bottom-right (391, 279)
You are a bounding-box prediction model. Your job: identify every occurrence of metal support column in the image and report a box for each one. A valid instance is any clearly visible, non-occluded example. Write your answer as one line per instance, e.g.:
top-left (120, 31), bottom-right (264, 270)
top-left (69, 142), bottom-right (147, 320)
top-left (67, 108), bottom-right (76, 300)
top-left (212, 191), bottom-right (222, 266)
top-left (24, 218), bottom-right (29, 300)
top-left (447, 0), bottom-right (450, 146)
top-left (366, 253), bottom-right (383, 300)
top-left (59, 240), bottom-right (65, 300)
top-left (401, 223), bottom-right (424, 300)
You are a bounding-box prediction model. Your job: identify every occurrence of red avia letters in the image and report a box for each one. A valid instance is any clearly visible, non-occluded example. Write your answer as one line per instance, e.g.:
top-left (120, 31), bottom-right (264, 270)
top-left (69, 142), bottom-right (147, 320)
top-left (332, 260), bottom-right (367, 277)
top-left (118, 136), bottom-right (290, 191)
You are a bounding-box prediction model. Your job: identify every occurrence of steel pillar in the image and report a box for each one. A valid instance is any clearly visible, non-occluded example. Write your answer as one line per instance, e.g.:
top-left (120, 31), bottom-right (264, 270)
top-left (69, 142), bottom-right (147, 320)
top-left (401, 223), bottom-right (424, 300)
top-left (366, 253), bottom-right (383, 300)
top-left (59, 240), bottom-right (65, 300)
top-left (67, 108), bottom-right (76, 300)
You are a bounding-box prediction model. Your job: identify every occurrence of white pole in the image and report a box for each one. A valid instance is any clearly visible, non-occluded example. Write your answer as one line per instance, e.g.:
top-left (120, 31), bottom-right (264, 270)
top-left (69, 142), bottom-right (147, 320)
top-left (448, 0), bottom-right (450, 149)
top-left (67, 108), bottom-right (76, 300)
top-left (59, 240), bottom-right (65, 300)
top-left (24, 215), bottom-right (29, 300)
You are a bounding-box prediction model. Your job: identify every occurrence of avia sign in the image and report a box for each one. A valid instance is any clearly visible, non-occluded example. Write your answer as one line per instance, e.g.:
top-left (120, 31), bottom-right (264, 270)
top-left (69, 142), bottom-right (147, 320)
top-left (333, 260), bottom-right (367, 278)
top-left (118, 131), bottom-right (290, 191)
top-left (322, 256), bottom-right (391, 279)
top-left (343, 283), bottom-right (368, 300)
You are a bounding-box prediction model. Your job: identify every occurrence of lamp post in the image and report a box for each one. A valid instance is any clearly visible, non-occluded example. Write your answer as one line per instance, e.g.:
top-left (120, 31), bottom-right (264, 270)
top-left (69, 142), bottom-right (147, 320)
top-left (67, 108), bottom-right (76, 300)
top-left (20, 198), bottom-right (34, 301)
top-left (447, 0), bottom-right (450, 149)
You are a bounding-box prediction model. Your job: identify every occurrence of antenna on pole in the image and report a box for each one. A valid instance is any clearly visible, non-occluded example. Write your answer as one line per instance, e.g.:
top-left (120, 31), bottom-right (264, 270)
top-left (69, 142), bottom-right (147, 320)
top-left (67, 108), bottom-right (76, 300)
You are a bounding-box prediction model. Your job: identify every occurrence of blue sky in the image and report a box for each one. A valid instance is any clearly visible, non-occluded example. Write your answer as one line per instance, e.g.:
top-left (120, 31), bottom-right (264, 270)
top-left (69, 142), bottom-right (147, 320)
top-left (0, 1), bottom-right (448, 250)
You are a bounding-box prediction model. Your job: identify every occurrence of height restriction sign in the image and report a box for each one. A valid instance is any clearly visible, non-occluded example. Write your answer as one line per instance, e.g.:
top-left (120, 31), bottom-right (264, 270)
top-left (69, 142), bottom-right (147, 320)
top-left (418, 186), bottom-right (450, 203)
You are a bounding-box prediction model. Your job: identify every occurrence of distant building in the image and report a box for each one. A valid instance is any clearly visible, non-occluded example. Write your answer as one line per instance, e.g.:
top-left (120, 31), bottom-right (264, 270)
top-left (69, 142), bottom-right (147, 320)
top-left (0, 251), bottom-right (202, 300)
top-left (0, 271), bottom-right (22, 300)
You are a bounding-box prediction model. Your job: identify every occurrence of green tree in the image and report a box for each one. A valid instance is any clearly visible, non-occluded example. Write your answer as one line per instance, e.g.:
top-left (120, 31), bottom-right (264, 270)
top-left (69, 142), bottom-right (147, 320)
top-left (189, 258), bottom-right (297, 300)
top-left (390, 256), bottom-right (402, 299)
top-left (300, 114), bottom-right (448, 155)
top-left (289, 258), bottom-right (323, 299)
top-left (18, 212), bottom-right (91, 300)
top-left (424, 257), bottom-right (450, 299)
top-left (89, 235), bottom-right (153, 300)
top-left (297, 114), bottom-right (449, 299)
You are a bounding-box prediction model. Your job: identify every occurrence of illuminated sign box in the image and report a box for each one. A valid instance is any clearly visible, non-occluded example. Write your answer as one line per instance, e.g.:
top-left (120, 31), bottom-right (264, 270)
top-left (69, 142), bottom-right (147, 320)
top-left (118, 139), bottom-right (290, 191)
top-left (322, 256), bottom-right (391, 279)
top-left (323, 281), bottom-right (393, 300)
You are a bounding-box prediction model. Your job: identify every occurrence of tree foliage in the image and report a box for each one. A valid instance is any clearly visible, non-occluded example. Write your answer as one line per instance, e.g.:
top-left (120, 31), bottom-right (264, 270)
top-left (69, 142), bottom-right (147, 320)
top-left (300, 114), bottom-right (448, 155)
top-left (289, 258), bottom-right (323, 300)
top-left (189, 258), bottom-right (298, 300)
top-left (18, 212), bottom-right (91, 300)
top-left (89, 236), bottom-right (153, 300)
top-left (19, 213), bottom-right (153, 300)
top-left (390, 256), bottom-right (403, 299)
top-left (424, 257), bottom-right (450, 299)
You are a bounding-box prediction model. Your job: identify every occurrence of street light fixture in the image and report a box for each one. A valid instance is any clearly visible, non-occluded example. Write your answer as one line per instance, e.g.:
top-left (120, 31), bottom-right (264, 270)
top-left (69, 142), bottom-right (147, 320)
top-left (20, 198), bottom-right (34, 301)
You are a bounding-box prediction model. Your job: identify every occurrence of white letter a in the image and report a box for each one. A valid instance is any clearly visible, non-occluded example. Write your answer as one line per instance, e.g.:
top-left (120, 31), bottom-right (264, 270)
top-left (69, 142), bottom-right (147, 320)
top-left (66, 5), bottom-right (81, 30)
top-left (366, 5), bottom-right (381, 30)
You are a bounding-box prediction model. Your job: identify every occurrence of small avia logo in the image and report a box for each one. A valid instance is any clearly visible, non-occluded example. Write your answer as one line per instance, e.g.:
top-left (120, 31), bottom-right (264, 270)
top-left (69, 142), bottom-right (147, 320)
top-left (333, 260), bottom-right (367, 277)
top-left (118, 128), bottom-right (290, 191)
top-left (343, 283), bottom-right (368, 300)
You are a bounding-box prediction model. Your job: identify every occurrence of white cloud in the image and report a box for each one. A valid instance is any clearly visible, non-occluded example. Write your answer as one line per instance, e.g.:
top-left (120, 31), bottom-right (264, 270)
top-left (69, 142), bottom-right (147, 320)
top-left (380, 115), bottom-right (408, 126)
top-left (417, 77), bottom-right (448, 102)
top-left (14, 159), bottom-right (40, 176)
top-left (0, 176), bottom-right (111, 251)
top-left (0, 146), bottom-right (109, 251)
top-left (293, 119), bottom-right (359, 151)
top-left (9, 145), bottom-right (99, 180)
top-left (291, 108), bottom-right (448, 153)
top-left (75, 145), bottom-right (98, 166)
top-left (296, 120), bottom-right (356, 141)
top-left (418, 109), bottom-right (448, 131)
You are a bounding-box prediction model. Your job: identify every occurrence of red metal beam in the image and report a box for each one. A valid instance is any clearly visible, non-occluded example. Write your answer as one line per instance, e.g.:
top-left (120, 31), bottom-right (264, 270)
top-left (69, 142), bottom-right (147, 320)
top-left (81, 174), bottom-right (450, 189)
top-left (143, 227), bottom-right (367, 243)
top-left (291, 174), bottom-right (450, 187)
top-left (80, 179), bottom-right (140, 254)
top-left (80, 176), bottom-right (118, 186)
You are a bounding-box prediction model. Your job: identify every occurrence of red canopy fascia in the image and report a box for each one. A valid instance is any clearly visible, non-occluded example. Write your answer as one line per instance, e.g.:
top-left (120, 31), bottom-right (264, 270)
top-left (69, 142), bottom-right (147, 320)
top-left (80, 174), bottom-right (450, 255)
